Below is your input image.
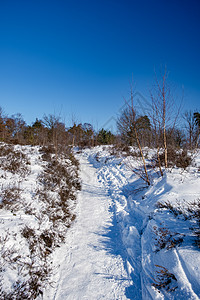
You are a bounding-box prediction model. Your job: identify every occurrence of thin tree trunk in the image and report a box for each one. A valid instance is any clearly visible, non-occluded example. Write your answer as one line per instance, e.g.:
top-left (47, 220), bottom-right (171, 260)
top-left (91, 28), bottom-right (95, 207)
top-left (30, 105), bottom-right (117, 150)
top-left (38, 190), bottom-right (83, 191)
top-left (72, 135), bottom-right (75, 147)
top-left (163, 123), bottom-right (167, 168)
top-left (195, 130), bottom-right (199, 149)
top-left (157, 146), bottom-right (163, 176)
top-left (134, 127), bottom-right (150, 185)
top-left (162, 80), bottom-right (168, 168)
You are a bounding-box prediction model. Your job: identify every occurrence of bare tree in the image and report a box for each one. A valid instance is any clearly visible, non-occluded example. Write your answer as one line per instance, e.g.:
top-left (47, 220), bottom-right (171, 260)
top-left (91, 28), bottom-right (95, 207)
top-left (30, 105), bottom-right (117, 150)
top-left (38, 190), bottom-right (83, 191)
top-left (0, 107), bottom-right (6, 141)
top-left (150, 91), bottom-right (163, 176)
top-left (183, 110), bottom-right (196, 150)
top-left (194, 112), bottom-right (200, 148)
top-left (117, 106), bottom-right (136, 146)
top-left (150, 68), bottom-right (181, 169)
top-left (43, 114), bottom-right (67, 158)
top-left (118, 88), bottom-right (150, 185)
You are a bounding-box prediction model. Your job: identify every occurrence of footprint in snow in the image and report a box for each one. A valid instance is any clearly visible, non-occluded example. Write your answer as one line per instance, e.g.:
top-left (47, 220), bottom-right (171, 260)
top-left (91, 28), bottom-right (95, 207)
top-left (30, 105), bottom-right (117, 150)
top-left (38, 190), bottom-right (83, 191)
top-left (154, 187), bottom-right (164, 195)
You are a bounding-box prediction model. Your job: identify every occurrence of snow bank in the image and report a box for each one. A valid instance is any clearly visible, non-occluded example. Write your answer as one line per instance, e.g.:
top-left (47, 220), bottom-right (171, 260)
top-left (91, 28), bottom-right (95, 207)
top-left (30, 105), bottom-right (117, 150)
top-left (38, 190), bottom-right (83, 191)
top-left (81, 146), bottom-right (200, 299)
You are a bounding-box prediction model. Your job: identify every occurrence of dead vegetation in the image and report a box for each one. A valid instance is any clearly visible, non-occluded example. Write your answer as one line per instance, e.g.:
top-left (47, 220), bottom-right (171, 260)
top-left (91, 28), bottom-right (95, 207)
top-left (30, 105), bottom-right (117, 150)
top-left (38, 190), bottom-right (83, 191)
top-left (156, 199), bottom-right (200, 248)
top-left (152, 265), bottom-right (178, 292)
top-left (0, 228), bottom-right (52, 300)
top-left (0, 186), bottom-right (22, 212)
top-left (152, 198), bottom-right (200, 293)
top-left (0, 144), bottom-right (30, 176)
top-left (153, 225), bottom-right (184, 252)
top-left (0, 144), bottom-right (81, 298)
top-left (153, 148), bottom-right (192, 170)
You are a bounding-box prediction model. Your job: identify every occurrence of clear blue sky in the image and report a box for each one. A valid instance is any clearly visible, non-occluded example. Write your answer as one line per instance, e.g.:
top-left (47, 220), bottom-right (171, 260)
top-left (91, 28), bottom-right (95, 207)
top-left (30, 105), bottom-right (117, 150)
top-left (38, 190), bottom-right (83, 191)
top-left (0, 0), bottom-right (199, 131)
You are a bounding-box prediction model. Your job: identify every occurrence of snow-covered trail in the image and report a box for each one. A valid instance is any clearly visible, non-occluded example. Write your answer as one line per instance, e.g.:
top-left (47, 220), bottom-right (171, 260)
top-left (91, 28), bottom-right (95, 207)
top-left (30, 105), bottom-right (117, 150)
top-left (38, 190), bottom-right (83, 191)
top-left (44, 146), bottom-right (200, 300)
top-left (44, 155), bottom-right (133, 300)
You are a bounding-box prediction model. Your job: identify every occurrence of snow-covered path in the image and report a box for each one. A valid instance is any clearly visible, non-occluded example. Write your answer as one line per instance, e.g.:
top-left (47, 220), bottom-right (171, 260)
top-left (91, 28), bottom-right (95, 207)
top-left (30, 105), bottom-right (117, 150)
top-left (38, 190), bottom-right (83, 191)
top-left (43, 147), bottom-right (200, 300)
top-left (1, 145), bottom-right (199, 299)
top-left (44, 155), bottom-right (132, 300)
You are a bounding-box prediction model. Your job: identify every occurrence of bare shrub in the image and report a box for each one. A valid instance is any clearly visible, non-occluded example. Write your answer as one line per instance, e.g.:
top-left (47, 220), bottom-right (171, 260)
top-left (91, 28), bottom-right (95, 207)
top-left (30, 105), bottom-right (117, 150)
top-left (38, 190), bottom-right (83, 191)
top-left (34, 146), bottom-right (81, 248)
top-left (187, 200), bottom-right (200, 248)
top-left (68, 151), bottom-right (79, 168)
top-left (194, 229), bottom-right (200, 248)
top-left (21, 226), bottom-right (56, 257)
top-left (154, 148), bottom-right (191, 169)
top-left (153, 225), bottom-right (184, 252)
top-left (0, 144), bottom-right (30, 176)
top-left (39, 145), bottom-right (55, 162)
top-left (0, 228), bottom-right (52, 299)
top-left (0, 265), bottom-right (51, 299)
top-left (0, 186), bottom-right (22, 211)
top-left (156, 199), bottom-right (200, 248)
top-left (40, 230), bottom-right (55, 249)
top-left (116, 144), bottom-right (131, 155)
top-left (152, 265), bottom-right (177, 292)
top-left (0, 144), bottom-right (81, 298)
top-left (156, 201), bottom-right (185, 218)
top-left (40, 158), bottom-right (81, 193)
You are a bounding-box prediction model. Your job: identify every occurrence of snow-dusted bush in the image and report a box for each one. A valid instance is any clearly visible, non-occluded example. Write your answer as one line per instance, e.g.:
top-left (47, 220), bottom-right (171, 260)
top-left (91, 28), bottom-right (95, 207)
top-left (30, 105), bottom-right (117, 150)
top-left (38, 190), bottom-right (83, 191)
top-left (0, 186), bottom-right (22, 212)
top-left (154, 148), bottom-right (192, 169)
top-left (0, 144), bottom-right (30, 176)
top-left (156, 199), bottom-right (200, 248)
top-left (152, 265), bottom-right (178, 293)
top-left (0, 144), bottom-right (81, 298)
top-left (153, 225), bottom-right (184, 252)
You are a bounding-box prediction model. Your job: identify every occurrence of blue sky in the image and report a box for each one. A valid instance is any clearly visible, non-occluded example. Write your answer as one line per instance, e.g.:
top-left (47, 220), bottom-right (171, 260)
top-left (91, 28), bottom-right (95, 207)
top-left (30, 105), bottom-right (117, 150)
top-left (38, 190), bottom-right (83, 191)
top-left (0, 0), bottom-right (199, 131)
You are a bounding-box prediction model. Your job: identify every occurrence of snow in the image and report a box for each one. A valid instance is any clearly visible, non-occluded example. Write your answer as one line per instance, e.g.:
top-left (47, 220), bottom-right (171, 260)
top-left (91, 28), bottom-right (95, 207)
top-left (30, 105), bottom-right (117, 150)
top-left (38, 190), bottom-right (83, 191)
top-left (0, 144), bottom-right (200, 299)
top-left (44, 155), bottom-right (132, 300)
top-left (0, 144), bottom-right (80, 298)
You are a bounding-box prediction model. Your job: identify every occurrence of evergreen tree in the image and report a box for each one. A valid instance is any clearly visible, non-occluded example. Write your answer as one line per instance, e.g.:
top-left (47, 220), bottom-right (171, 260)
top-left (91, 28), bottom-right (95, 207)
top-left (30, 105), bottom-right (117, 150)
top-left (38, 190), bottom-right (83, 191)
top-left (97, 129), bottom-right (114, 145)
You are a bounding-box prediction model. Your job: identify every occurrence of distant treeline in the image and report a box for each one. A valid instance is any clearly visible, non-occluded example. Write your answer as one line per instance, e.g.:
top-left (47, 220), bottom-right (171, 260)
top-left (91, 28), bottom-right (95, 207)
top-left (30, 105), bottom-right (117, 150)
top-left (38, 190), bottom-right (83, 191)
top-left (0, 108), bottom-right (115, 148)
top-left (0, 106), bottom-right (199, 151)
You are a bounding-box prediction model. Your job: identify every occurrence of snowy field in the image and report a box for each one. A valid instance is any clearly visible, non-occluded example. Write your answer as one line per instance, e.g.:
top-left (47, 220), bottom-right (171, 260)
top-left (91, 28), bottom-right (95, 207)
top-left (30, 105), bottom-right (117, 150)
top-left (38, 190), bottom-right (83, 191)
top-left (0, 144), bottom-right (200, 299)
